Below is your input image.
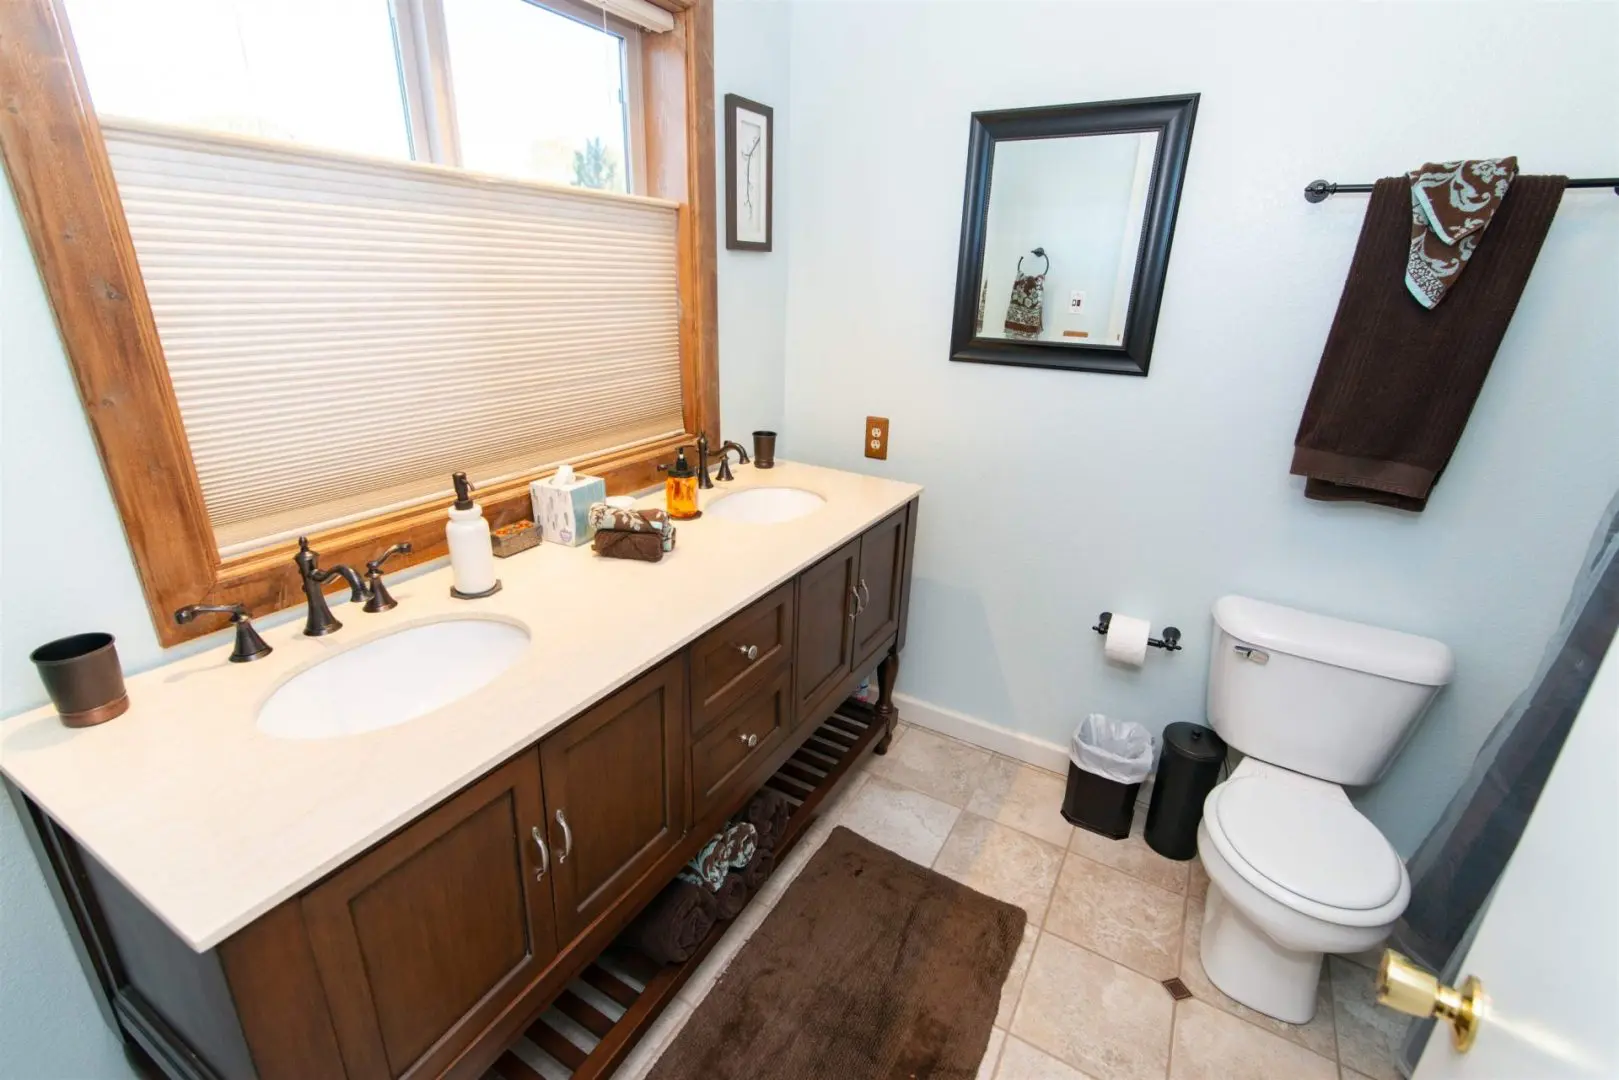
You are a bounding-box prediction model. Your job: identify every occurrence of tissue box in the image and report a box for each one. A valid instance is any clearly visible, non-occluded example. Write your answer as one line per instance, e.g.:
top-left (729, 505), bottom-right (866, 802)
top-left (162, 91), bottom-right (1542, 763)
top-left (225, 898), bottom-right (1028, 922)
top-left (531, 471), bottom-right (607, 546)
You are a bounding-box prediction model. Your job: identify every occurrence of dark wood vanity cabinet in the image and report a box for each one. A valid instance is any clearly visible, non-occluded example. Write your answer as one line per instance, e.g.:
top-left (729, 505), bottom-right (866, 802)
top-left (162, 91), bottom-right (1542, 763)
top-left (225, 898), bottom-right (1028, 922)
top-left (538, 656), bottom-right (687, 943)
top-left (26, 497), bottom-right (919, 1080)
top-left (301, 752), bottom-right (556, 1080)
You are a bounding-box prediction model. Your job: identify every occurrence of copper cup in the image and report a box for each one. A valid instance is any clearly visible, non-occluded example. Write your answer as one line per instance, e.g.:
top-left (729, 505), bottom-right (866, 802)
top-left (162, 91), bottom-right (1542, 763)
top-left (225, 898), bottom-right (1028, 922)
top-left (30, 632), bottom-right (129, 728)
top-left (752, 430), bottom-right (777, 469)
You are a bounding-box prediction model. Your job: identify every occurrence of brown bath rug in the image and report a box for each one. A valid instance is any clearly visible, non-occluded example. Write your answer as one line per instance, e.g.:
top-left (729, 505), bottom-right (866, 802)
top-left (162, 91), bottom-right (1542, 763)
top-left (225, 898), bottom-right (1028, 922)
top-left (647, 826), bottom-right (1026, 1080)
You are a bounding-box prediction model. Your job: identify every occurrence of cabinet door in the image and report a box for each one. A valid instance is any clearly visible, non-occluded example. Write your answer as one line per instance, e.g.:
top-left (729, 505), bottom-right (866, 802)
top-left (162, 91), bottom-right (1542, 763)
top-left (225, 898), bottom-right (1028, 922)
top-left (852, 508), bottom-right (908, 673)
top-left (691, 666), bottom-right (791, 822)
top-left (795, 538), bottom-right (860, 724)
top-left (302, 751), bottom-right (555, 1080)
top-left (540, 656), bottom-right (687, 943)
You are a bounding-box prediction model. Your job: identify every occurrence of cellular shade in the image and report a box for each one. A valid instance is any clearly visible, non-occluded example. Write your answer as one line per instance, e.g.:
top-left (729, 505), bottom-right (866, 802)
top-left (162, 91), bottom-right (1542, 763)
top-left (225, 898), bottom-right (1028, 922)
top-left (101, 119), bottom-right (684, 555)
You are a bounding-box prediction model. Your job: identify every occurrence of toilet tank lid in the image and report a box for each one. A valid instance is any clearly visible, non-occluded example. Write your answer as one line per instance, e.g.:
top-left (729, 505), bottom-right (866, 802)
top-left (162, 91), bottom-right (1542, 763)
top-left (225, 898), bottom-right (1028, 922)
top-left (1212, 596), bottom-right (1454, 686)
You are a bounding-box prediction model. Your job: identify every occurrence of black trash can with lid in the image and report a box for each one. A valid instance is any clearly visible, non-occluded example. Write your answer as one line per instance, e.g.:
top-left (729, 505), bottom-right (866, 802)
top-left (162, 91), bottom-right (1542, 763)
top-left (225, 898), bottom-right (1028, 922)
top-left (1144, 722), bottom-right (1227, 860)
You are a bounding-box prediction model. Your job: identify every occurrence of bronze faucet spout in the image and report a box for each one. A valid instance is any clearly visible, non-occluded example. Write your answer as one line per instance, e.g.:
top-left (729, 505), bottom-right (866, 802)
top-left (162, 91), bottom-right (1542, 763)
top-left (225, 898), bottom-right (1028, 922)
top-left (295, 536), bottom-right (367, 637)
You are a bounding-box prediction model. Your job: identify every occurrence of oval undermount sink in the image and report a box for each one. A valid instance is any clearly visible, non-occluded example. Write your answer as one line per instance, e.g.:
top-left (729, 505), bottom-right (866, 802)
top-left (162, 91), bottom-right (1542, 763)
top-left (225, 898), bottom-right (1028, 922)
top-left (257, 618), bottom-right (530, 740)
top-left (706, 487), bottom-right (826, 524)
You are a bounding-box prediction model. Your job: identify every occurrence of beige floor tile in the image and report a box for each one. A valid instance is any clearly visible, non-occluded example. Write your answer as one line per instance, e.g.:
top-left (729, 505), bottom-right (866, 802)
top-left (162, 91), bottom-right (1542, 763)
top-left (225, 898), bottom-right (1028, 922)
top-left (1169, 998), bottom-right (1338, 1080)
top-left (966, 756), bottom-right (1076, 847)
top-left (977, 1027), bottom-right (1007, 1080)
top-left (996, 924), bottom-right (1040, 1029)
top-left (675, 896), bottom-right (773, 1007)
top-left (1187, 857), bottom-right (1210, 904)
top-left (1178, 894), bottom-right (1338, 1058)
top-left (1067, 813), bottom-right (1189, 895)
top-left (613, 999), bottom-right (692, 1080)
top-left (1330, 956), bottom-right (1406, 1080)
top-left (1340, 1071), bottom-right (1377, 1080)
top-left (868, 726), bottom-right (994, 806)
top-left (995, 1034), bottom-right (1099, 1079)
top-left (1010, 933), bottom-right (1173, 1080)
top-left (832, 775), bottom-right (961, 866)
top-left (1046, 853), bottom-right (1184, 980)
top-left (933, 813), bottom-right (1065, 926)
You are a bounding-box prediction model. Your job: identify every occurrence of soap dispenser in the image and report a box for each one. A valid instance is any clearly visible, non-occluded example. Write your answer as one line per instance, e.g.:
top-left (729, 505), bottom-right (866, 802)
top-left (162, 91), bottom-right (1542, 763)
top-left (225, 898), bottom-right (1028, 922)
top-left (664, 447), bottom-right (701, 520)
top-left (447, 472), bottom-right (500, 599)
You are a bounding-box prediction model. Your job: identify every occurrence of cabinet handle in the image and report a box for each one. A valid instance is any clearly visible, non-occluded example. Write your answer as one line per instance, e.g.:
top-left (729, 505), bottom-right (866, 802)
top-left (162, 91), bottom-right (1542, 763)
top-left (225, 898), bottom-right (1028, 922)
top-left (849, 585), bottom-right (860, 620)
top-left (530, 825), bottom-right (550, 882)
top-left (738, 732), bottom-right (758, 748)
top-left (858, 579), bottom-right (871, 610)
top-left (555, 809), bottom-right (573, 865)
top-left (734, 643), bottom-right (759, 661)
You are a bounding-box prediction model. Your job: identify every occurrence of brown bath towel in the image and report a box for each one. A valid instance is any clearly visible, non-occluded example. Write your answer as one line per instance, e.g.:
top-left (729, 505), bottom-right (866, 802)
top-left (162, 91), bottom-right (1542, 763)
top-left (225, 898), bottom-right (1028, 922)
top-left (713, 872), bottom-right (749, 920)
top-left (1291, 174), bottom-right (1565, 510)
top-left (626, 879), bottom-right (719, 965)
top-left (742, 844), bottom-right (775, 891)
top-left (741, 788), bottom-right (793, 850)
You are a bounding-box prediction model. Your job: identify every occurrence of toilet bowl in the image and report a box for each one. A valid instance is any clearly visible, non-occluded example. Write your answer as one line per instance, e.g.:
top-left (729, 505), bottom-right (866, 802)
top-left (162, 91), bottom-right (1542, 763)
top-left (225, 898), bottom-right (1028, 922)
top-left (1195, 761), bottom-right (1408, 1022)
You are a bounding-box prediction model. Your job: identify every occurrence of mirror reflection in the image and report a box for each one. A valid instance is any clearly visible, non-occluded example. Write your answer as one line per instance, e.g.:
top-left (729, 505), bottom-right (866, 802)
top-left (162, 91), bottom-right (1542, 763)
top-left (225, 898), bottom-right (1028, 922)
top-left (976, 130), bottom-right (1160, 346)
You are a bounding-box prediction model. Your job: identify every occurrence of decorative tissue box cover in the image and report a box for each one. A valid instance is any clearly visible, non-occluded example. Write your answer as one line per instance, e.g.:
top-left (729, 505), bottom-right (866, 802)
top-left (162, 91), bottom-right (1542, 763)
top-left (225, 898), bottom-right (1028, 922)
top-left (530, 473), bottom-right (607, 546)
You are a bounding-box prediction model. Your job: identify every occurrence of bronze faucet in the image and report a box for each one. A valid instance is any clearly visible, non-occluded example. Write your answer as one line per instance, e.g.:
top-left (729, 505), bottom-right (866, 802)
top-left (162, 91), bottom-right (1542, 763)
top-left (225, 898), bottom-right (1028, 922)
top-left (714, 440), bottom-right (751, 482)
top-left (295, 537), bottom-right (367, 636)
top-left (362, 543), bottom-right (414, 613)
top-left (695, 432), bottom-right (715, 489)
top-left (173, 603), bottom-right (273, 663)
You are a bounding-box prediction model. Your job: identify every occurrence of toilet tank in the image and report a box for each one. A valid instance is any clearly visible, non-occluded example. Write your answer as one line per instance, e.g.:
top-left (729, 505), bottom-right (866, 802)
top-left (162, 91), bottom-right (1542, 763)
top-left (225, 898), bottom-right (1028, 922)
top-left (1208, 596), bottom-right (1454, 786)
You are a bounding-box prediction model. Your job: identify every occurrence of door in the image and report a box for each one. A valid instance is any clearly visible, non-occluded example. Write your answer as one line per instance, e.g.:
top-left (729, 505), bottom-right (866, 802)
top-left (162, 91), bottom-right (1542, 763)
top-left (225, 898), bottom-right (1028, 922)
top-left (852, 508), bottom-right (907, 672)
top-left (540, 655), bottom-right (687, 943)
top-left (795, 538), bottom-right (860, 723)
top-left (1400, 646), bottom-right (1617, 1078)
top-left (302, 751), bottom-right (556, 1080)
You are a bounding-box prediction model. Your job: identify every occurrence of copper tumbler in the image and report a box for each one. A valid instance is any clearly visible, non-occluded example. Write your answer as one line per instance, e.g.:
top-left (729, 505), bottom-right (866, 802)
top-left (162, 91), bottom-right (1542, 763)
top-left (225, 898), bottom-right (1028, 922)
top-left (752, 430), bottom-right (777, 469)
top-left (30, 632), bottom-right (129, 727)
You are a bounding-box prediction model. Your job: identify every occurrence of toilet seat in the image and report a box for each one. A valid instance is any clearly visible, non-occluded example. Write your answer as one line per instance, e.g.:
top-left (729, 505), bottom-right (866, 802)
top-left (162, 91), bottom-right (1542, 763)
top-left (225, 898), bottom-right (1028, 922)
top-left (1204, 776), bottom-right (1408, 927)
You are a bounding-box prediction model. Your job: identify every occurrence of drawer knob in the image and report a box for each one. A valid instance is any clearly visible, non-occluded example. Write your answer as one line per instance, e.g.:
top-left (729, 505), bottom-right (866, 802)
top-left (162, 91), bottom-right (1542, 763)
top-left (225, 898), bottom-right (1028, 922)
top-left (735, 643), bottom-right (760, 661)
top-left (739, 732), bottom-right (759, 748)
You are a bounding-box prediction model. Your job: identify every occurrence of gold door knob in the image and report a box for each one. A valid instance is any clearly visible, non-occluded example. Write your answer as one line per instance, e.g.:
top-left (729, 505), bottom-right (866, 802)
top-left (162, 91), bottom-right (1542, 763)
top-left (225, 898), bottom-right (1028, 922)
top-left (1377, 949), bottom-right (1485, 1052)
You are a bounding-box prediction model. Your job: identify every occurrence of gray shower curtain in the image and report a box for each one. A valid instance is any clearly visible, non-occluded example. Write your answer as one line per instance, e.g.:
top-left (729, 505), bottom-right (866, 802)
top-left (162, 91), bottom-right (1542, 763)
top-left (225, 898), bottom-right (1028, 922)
top-left (1395, 487), bottom-right (1619, 1074)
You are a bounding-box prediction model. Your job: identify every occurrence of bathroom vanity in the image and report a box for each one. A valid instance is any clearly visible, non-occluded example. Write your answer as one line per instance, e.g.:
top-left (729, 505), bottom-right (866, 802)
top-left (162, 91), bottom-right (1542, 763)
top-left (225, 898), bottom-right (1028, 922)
top-left (1, 462), bottom-right (921, 1080)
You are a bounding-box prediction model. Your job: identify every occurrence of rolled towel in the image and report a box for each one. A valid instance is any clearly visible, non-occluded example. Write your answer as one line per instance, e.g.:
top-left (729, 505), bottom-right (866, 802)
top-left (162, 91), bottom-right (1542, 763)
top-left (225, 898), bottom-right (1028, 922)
top-left (719, 821), bottom-right (758, 872)
top-left (742, 789), bottom-right (794, 850)
top-left (713, 871), bottom-right (749, 920)
top-left (588, 503), bottom-right (674, 539)
top-left (593, 529), bottom-right (663, 563)
top-left (742, 844), bottom-right (776, 891)
top-left (625, 879), bottom-right (718, 965)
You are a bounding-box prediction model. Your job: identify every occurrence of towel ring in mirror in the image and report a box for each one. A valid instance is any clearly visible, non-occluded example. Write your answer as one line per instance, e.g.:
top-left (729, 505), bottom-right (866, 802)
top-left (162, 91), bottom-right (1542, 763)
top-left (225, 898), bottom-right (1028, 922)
top-left (1017, 248), bottom-right (1050, 277)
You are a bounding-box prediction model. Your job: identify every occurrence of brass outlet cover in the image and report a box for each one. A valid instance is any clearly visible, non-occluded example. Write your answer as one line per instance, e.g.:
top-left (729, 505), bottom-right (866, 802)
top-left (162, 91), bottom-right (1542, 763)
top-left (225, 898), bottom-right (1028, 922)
top-left (865, 416), bottom-right (890, 460)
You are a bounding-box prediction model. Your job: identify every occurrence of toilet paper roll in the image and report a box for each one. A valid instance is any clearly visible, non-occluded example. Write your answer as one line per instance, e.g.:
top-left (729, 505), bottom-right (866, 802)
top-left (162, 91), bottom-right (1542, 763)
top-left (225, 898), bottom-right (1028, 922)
top-left (1103, 614), bottom-right (1152, 667)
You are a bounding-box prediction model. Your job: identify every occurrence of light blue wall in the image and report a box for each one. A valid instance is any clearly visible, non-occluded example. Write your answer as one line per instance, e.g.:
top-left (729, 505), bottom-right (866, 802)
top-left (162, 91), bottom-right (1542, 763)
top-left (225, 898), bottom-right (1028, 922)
top-left (778, 0), bottom-right (1619, 855)
top-left (714, 0), bottom-right (790, 438)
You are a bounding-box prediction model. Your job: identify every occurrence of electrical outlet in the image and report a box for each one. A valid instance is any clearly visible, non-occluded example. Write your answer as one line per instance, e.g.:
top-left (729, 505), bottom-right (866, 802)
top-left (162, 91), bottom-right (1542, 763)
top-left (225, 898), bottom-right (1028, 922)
top-left (865, 416), bottom-right (890, 460)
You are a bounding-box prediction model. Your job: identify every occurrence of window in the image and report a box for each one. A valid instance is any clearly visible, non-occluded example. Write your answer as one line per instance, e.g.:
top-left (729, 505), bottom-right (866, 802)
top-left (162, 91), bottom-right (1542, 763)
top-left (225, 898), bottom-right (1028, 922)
top-left (3, 0), bottom-right (716, 642)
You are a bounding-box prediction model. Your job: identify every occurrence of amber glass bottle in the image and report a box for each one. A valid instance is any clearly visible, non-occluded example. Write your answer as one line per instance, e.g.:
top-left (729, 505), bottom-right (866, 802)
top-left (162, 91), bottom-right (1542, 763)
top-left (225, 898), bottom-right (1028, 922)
top-left (665, 447), bottom-right (700, 520)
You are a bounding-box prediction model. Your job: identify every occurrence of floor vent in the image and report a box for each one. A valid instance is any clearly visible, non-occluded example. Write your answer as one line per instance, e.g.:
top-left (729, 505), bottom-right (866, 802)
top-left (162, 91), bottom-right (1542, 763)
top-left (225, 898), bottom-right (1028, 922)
top-left (1161, 977), bottom-right (1193, 1001)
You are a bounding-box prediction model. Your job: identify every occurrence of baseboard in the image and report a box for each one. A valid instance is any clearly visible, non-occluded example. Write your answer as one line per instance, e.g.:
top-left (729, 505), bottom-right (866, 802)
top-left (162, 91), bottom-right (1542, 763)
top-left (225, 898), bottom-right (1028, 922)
top-left (891, 693), bottom-right (1070, 775)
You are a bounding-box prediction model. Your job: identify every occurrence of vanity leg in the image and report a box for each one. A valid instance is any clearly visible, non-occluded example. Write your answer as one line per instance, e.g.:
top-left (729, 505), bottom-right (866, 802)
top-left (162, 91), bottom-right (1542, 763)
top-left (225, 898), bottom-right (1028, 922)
top-left (873, 648), bottom-right (899, 755)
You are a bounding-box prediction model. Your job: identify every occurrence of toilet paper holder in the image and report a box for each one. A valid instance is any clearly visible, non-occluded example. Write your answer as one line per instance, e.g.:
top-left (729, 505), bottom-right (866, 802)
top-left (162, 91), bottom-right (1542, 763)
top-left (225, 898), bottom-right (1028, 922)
top-left (1093, 612), bottom-right (1183, 653)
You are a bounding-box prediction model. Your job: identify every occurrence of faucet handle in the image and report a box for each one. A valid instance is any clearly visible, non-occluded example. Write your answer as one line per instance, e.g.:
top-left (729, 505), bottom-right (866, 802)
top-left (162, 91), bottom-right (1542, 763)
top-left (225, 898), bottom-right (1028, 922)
top-left (174, 603), bottom-right (273, 664)
top-left (363, 542), bottom-right (413, 613)
top-left (715, 454), bottom-right (735, 482)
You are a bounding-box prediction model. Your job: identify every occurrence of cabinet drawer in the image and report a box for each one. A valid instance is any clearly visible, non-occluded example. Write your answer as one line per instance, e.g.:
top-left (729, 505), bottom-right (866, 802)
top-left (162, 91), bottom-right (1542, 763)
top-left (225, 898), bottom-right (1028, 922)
top-left (691, 581), bottom-right (794, 735)
top-left (692, 668), bottom-right (791, 822)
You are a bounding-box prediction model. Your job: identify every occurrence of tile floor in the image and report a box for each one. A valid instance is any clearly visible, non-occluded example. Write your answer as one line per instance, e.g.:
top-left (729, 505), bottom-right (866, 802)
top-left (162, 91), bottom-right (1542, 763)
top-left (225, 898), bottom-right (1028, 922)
top-left (614, 724), bottom-right (1409, 1080)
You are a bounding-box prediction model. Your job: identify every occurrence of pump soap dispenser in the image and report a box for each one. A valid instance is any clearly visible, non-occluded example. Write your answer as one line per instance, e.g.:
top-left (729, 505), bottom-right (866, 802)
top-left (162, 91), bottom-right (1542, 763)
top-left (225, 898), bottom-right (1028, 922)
top-left (663, 447), bottom-right (700, 520)
top-left (447, 472), bottom-right (500, 599)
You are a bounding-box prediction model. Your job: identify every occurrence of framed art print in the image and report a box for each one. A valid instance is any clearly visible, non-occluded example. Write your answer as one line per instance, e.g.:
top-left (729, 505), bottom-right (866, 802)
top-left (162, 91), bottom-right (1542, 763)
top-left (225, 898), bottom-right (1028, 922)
top-left (724, 93), bottom-right (773, 251)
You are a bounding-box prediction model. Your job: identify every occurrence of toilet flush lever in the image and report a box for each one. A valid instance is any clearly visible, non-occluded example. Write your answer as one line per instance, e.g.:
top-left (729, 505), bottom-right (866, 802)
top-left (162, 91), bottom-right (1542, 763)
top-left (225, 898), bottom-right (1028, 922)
top-left (1234, 645), bottom-right (1270, 665)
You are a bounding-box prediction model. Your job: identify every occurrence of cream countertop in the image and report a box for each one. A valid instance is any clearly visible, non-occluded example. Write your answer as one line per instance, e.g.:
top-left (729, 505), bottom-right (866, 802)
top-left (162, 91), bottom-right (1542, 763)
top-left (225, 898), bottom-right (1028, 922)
top-left (0, 462), bottom-right (921, 952)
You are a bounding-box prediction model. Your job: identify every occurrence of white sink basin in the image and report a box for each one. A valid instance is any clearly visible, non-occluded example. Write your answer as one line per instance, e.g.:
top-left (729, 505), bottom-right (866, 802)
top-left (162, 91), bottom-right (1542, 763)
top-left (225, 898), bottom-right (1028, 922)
top-left (257, 618), bottom-right (529, 739)
top-left (706, 487), bottom-right (826, 524)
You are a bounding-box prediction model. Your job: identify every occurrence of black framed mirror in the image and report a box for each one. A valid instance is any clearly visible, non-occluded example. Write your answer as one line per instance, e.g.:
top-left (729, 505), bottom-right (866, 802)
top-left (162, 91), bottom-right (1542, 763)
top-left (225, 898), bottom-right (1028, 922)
top-left (950, 93), bottom-right (1198, 376)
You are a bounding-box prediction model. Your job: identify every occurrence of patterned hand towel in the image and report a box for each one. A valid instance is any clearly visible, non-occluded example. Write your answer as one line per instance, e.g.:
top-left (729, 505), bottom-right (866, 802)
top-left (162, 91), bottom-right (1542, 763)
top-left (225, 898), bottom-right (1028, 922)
top-left (1003, 273), bottom-right (1045, 338)
top-left (588, 503), bottom-right (673, 538)
top-left (1406, 157), bottom-right (1517, 308)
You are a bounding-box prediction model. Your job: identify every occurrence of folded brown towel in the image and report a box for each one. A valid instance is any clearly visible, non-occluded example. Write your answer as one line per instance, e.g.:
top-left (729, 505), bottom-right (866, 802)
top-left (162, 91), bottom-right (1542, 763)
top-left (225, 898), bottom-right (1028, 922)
top-left (714, 872), bottom-right (749, 920)
top-left (742, 789), bottom-right (794, 850)
top-left (1291, 174), bottom-right (1565, 510)
top-left (742, 844), bottom-right (775, 891)
top-left (593, 529), bottom-right (663, 562)
top-left (625, 879), bottom-right (718, 965)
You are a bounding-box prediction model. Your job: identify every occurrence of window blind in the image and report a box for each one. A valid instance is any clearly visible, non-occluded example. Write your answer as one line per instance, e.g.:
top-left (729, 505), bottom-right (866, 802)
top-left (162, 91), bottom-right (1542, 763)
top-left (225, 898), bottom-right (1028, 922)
top-left (101, 119), bottom-right (684, 556)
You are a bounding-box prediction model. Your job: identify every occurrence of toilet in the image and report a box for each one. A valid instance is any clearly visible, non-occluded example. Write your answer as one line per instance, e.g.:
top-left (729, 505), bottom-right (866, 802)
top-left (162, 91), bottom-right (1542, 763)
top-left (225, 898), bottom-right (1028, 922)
top-left (1195, 595), bottom-right (1454, 1024)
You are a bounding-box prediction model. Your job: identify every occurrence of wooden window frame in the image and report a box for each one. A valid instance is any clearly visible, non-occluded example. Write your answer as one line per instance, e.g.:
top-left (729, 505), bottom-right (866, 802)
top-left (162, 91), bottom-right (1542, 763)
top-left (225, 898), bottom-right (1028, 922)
top-left (0, 0), bottom-right (717, 646)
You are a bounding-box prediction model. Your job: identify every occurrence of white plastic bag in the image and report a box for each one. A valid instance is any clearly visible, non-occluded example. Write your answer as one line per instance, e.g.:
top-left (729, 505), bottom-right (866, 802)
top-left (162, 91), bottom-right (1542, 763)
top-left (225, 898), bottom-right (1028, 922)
top-left (1070, 713), bottom-right (1155, 784)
